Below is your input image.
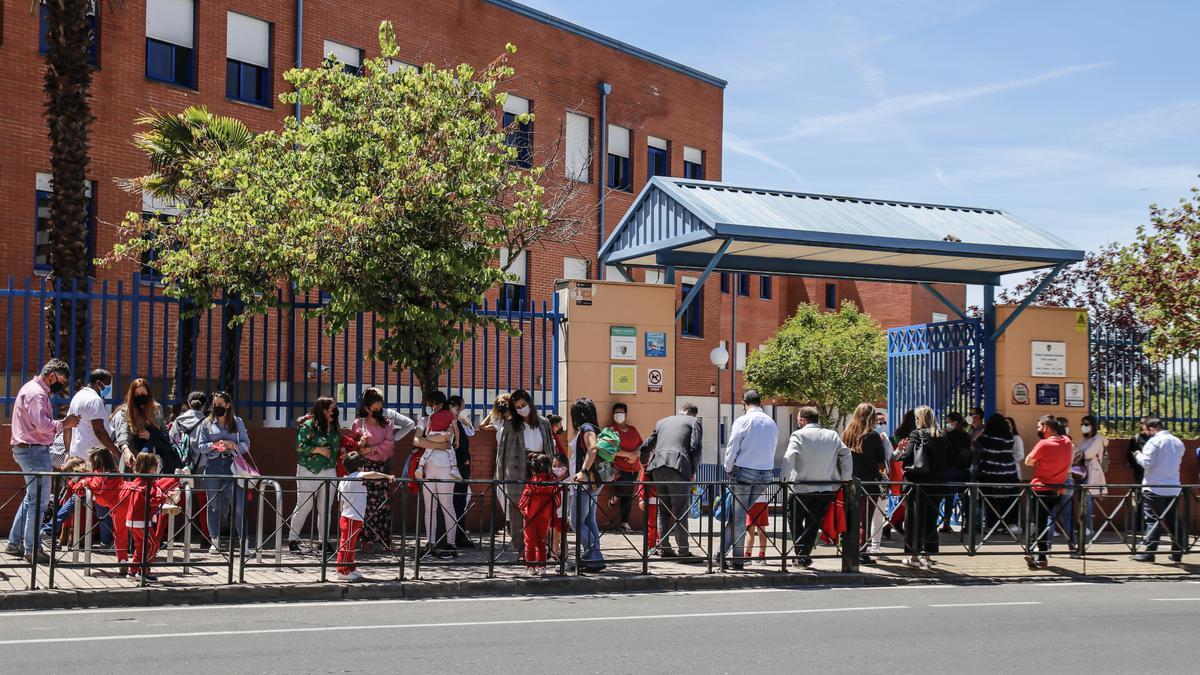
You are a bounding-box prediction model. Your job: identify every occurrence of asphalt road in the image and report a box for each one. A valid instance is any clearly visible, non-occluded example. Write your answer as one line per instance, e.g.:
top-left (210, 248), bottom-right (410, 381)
top-left (1, 581), bottom-right (1197, 673)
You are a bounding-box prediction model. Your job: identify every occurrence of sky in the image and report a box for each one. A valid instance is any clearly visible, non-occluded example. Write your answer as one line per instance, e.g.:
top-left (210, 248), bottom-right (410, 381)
top-left (520, 0), bottom-right (1200, 298)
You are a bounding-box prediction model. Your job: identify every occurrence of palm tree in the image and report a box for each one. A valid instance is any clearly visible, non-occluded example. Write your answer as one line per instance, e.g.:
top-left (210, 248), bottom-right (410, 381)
top-left (42, 0), bottom-right (97, 384)
top-left (130, 106), bottom-right (253, 410)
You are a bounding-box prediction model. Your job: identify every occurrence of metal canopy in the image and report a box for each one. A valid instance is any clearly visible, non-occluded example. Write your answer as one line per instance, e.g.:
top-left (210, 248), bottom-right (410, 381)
top-left (599, 178), bottom-right (1085, 287)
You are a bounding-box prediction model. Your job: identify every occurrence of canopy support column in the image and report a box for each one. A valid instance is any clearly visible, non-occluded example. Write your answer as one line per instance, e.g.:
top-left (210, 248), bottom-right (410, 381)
top-left (674, 239), bottom-right (731, 322)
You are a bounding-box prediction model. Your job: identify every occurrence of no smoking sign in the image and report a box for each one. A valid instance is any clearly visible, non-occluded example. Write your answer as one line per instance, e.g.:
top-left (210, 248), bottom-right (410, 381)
top-left (647, 368), bottom-right (664, 393)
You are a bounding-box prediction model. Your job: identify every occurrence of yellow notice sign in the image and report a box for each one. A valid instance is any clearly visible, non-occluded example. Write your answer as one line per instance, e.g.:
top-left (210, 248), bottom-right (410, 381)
top-left (610, 364), bottom-right (637, 395)
top-left (1075, 311), bottom-right (1088, 333)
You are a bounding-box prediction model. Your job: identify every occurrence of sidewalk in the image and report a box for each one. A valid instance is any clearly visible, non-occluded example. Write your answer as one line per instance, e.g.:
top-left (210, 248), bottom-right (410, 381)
top-left (1, 529), bottom-right (1194, 611)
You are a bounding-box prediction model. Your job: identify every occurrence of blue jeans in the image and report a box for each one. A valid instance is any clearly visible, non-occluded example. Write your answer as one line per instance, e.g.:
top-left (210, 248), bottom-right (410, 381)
top-left (573, 485), bottom-right (603, 565)
top-left (722, 467), bottom-right (774, 561)
top-left (203, 456), bottom-right (244, 542)
top-left (8, 446), bottom-right (53, 552)
top-left (41, 495), bottom-right (75, 537)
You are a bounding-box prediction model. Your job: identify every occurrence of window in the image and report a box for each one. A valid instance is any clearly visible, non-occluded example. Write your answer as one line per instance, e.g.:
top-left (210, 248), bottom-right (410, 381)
top-left (322, 40), bottom-right (361, 75)
top-left (35, 172), bottom-right (94, 274)
top-left (737, 273), bottom-right (750, 296)
top-left (647, 136), bottom-right (668, 179)
top-left (735, 342), bottom-right (747, 371)
top-left (387, 59), bottom-right (420, 74)
top-left (139, 192), bottom-right (182, 283)
top-left (824, 282), bottom-right (837, 309)
top-left (226, 12), bottom-right (271, 106)
top-left (499, 248), bottom-right (527, 312)
top-left (607, 124), bottom-right (631, 191)
top-left (680, 283), bottom-right (702, 337)
top-left (502, 95), bottom-right (533, 169)
top-left (40, 1), bottom-right (100, 65)
top-left (684, 146), bottom-right (704, 180)
top-left (563, 257), bottom-right (588, 280)
top-left (932, 312), bottom-right (949, 323)
top-left (760, 275), bottom-right (772, 300)
top-left (565, 112), bottom-right (591, 182)
top-left (719, 272), bottom-right (729, 294)
top-left (145, 0), bottom-right (194, 87)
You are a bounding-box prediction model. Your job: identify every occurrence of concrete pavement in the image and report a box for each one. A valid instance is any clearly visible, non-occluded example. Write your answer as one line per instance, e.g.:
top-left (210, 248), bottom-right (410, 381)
top-left (0, 580), bottom-right (1197, 673)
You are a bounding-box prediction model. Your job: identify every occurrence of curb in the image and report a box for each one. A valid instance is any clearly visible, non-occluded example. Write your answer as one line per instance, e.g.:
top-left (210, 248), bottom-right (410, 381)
top-left (0, 571), bottom-right (1193, 612)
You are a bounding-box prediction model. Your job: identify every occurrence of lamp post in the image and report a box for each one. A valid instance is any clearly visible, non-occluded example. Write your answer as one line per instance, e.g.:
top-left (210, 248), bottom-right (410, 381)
top-left (709, 345), bottom-right (729, 452)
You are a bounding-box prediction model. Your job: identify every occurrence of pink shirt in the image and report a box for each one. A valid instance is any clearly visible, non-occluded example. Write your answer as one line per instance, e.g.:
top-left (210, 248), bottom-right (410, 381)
top-left (352, 417), bottom-right (395, 463)
top-left (11, 377), bottom-right (62, 447)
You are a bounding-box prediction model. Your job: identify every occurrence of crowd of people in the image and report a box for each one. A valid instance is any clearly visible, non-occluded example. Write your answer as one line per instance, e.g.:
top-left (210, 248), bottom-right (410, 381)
top-left (4, 358), bottom-right (1195, 583)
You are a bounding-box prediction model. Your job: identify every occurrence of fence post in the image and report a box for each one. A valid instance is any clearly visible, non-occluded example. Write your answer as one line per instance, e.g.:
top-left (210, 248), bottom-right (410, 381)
top-left (842, 480), bottom-right (861, 573)
top-left (705, 482), bottom-right (714, 574)
top-left (641, 477), bottom-right (649, 576)
top-left (779, 481), bottom-right (789, 573)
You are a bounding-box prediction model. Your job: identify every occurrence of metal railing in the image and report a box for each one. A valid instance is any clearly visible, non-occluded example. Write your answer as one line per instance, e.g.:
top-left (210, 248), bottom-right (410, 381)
top-left (1, 471), bottom-right (1195, 591)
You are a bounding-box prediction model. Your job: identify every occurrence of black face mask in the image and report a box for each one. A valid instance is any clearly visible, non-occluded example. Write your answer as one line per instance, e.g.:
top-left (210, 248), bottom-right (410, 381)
top-left (212, 405), bottom-right (228, 418)
top-left (497, 404), bottom-right (509, 415)
top-left (133, 394), bottom-right (150, 407)
top-left (49, 379), bottom-right (67, 394)
top-left (372, 409), bottom-right (386, 423)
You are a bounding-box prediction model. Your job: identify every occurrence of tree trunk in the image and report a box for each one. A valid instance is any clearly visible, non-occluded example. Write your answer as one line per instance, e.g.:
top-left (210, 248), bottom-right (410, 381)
top-left (42, 0), bottom-right (95, 383)
top-left (413, 362), bottom-right (442, 404)
top-left (170, 308), bottom-right (200, 417)
top-left (217, 295), bottom-right (243, 395)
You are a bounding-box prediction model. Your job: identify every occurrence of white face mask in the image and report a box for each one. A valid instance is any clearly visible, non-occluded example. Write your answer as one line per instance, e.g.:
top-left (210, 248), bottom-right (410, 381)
top-left (613, 412), bottom-right (626, 425)
top-left (1081, 424), bottom-right (1092, 434)
top-left (1064, 427), bottom-right (1071, 436)
top-left (423, 406), bottom-right (434, 417)
top-left (516, 404), bottom-right (531, 418)
top-left (875, 424), bottom-right (887, 435)
top-left (552, 466), bottom-right (567, 478)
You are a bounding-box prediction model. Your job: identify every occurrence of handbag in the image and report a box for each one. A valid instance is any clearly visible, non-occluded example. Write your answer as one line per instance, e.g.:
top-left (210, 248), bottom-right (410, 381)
top-left (232, 451), bottom-right (262, 478)
top-left (907, 433), bottom-right (930, 478)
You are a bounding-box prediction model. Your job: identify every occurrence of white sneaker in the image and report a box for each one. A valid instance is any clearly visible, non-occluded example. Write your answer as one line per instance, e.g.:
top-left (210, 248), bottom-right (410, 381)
top-left (867, 545), bottom-right (883, 555)
top-left (337, 570), bottom-right (364, 582)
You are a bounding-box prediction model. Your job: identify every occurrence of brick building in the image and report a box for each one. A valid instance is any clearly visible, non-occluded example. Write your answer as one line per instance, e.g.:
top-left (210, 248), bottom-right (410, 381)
top-left (0, 0), bottom-right (961, 440)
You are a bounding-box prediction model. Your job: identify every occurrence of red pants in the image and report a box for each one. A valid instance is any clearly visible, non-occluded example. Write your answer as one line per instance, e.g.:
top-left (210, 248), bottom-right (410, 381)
top-left (110, 515), bottom-right (129, 563)
top-left (523, 512), bottom-right (551, 566)
top-left (337, 516), bottom-right (363, 575)
top-left (645, 494), bottom-right (659, 548)
top-left (128, 525), bottom-right (160, 575)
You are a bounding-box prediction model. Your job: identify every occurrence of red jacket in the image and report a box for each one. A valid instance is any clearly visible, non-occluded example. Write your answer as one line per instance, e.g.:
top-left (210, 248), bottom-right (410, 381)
top-left (120, 477), bottom-right (181, 528)
top-left (519, 473), bottom-right (558, 519)
top-left (73, 474), bottom-right (125, 511)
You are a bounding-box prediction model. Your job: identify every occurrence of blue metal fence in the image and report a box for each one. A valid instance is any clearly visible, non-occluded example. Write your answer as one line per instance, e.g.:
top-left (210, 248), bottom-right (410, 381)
top-left (1090, 326), bottom-right (1200, 434)
top-left (1, 275), bottom-right (561, 422)
top-left (886, 319), bottom-right (984, 431)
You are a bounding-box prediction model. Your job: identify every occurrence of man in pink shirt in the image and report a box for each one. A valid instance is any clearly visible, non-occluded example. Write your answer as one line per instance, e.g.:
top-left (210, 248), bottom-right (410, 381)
top-left (7, 359), bottom-right (79, 563)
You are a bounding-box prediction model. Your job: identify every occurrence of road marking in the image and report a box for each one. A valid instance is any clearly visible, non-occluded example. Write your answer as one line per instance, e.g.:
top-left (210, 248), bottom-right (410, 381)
top-left (929, 601), bottom-right (1042, 608)
top-left (0, 605), bottom-right (910, 645)
top-left (1150, 598), bottom-right (1200, 602)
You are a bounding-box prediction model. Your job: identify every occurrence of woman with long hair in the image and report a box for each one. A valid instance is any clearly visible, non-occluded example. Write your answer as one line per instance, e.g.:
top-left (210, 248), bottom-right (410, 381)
top-left (494, 389), bottom-right (554, 557)
top-left (884, 409), bottom-right (917, 536)
top-left (111, 378), bottom-right (168, 472)
top-left (974, 413), bottom-right (1019, 534)
top-left (898, 405), bottom-right (948, 568)
top-left (197, 391), bottom-right (250, 554)
top-left (352, 389), bottom-right (395, 553)
top-left (287, 396), bottom-right (341, 553)
top-left (569, 397), bottom-right (605, 572)
top-left (842, 403), bottom-right (888, 562)
top-left (1078, 414), bottom-right (1108, 537)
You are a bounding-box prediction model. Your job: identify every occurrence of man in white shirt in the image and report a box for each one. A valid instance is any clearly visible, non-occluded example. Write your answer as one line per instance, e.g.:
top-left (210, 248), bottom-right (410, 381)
top-left (1131, 416), bottom-right (1186, 563)
top-left (721, 390), bottom-right (778, 570)
top-left (64, 369), bottom-right (119, 460)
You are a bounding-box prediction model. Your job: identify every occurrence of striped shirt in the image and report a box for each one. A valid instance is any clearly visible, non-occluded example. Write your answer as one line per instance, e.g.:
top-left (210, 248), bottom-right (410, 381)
top-left (976, 433), bottom-right (1019, 482)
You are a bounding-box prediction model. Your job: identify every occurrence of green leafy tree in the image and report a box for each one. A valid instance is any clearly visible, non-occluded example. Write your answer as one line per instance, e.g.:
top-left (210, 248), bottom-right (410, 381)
top-left (42, 0), bottom-right (96, 383)
top-left (110, 22), bottom-right (573, 399)
top-left (744, 302), bottom-right (887, 426)
top-left (1102, 183), bottom-right (1200, 360)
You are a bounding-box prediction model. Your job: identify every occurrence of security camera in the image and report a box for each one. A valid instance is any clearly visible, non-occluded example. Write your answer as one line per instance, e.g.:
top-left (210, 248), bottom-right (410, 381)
top-left (308, 362), bottom-right (331, 375)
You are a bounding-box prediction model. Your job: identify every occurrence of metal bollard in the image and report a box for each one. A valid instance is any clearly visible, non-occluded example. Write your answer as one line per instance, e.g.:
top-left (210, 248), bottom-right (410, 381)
top-left (71, 491), bottom-right (82, 564)
top-left (183, 484), bottom-right (192, 574)
top-left (84, 488), bottom-right (94, 576)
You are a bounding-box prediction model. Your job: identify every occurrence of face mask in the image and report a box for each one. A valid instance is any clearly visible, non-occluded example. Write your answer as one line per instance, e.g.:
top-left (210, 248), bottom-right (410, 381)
top-left (497, 404), bottom-right (509, 415)
top-left (1064, 427), bottom-right (1071, 436)
top-left (1081, 424), bottom-right (1092, 434)
top-left (212, 405), bottom-right (228, 418)
top-left (424, 406), bottom-right (435, 417)
top-left (875, 424), bottom-right (887, 435)
top-left (372, 409), bottom-right (386, 422)
top-left (613, 412), bottom-right (626, 424)
top-left (49, 377), bottom-right (67, 394)
top-left (99, 383), bottom-right (112, 399)
top-left (133, 394), bottom-right (150, 407)
top-left (552, 467), bottom-right (567, 478)
top-left (516, 404), bottom-right (531, 418)
top-left (944, 423), bottom-right (953, 431)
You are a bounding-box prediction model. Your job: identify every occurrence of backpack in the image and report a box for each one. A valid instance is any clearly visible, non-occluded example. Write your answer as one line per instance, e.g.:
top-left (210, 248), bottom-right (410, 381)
top-left (578, 426), bottom-right (618, 483)
top-left (174, 418), bottom-right (203, 473)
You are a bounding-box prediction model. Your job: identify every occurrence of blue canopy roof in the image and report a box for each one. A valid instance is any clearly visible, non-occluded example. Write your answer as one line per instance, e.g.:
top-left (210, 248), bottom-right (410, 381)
top-left (599, 178), bottom-right (1084, 286)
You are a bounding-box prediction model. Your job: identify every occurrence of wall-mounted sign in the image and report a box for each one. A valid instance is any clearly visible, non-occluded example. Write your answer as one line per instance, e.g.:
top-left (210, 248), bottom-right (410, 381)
top-left (645, 331), bottom-right (667, 357)
top-left (1032, 341), bottom-right (1066, 377)
top-left (1064, 382), bottom-right (1085, 408)
top-left (610, 326), bottom-right (637, 360)
top-left (1012, 383), bottom-right (1030, 405)
top-left (610, 364), bottom-right (637, 395)
top-left (1074, 311), bottom-right (1088, 333)
top-left (1035, 383), bottom-right (1060, 406)
top-left (647, 367), bottom-right (664, 393)
top-left (573, 283), bottom-right (593, 306)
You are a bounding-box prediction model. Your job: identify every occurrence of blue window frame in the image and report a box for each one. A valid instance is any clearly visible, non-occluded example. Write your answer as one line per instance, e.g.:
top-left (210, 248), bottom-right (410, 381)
top-left (719, 272), bottom-right (729, 294)
top-left (684, 159), bottom-right (704, 180)
top-left (499, 283), bottom-right (527, 312)
top-left (40, 3), bottom-right (100, 65)
top-left (760, 275), bottom-right (772, 300)
top-left (502, 111), bottom-right (533, 169)
top-left (825, 282), bottom-right (837, 309)
top-left (35, 187), bottom-right (95, 274)
top-left (680, 283), bottom-right (702, 337)
top-left (146, 38), bottom-right (195, 88)
top-left (737, 273), bottom-right (750, 296)
top-left (647, 145), bottom-right (668, 179)
top-left (607, 154), bottom-right (632, 191)
top-left (226, 59), bottom-right (271, 106)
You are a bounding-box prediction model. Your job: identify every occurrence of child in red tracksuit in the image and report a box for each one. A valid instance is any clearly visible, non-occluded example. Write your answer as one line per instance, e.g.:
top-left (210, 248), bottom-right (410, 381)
top-left (120, 452), bottom-right (181, 581)
top-left (547, 453), bottom-right (569, 562)
top-left (635, 465), bottom-right (658, 549)
top-left (518, 454), bottom-right (557, 575)
top-left (335, 451), bottom-right (397, 582)
top-left (72, 447), bottom-right (128, 574)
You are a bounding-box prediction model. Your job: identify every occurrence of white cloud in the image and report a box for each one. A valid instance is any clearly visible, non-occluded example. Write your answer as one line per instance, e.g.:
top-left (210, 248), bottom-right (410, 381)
top-left (723, 133), bottom-right (807, 188)
top-left (1079, 101), bottom-right (1200, 149)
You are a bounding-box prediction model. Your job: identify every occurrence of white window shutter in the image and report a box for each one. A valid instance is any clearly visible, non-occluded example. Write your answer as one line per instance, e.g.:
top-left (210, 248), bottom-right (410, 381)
top-left (647, 136), bottom-right (667, 151)
top-left (146, 0), bottom-right (194, 48)
top-left (563, 257), bottom-right (588, 280)
top-left (323, 40), bottom-right (360, 68)
top-left (503, 94), bottom-right (530, 115)
top-left (499, 248), bottom-right (528, 285)
top-left (565, 112), bottom-right (590, 182)
top-left (227, 12), bottom-right (270, 67)
top-left (684, 146), bottom-right (703, 164)
top-left (607, 124), bottom-right (630, 158)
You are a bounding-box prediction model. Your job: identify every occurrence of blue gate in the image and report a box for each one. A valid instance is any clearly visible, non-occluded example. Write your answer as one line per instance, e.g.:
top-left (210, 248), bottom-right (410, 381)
top-left (887, 319), bottom-right (984, 431)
